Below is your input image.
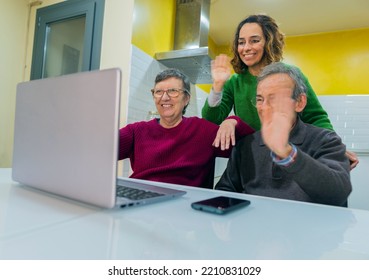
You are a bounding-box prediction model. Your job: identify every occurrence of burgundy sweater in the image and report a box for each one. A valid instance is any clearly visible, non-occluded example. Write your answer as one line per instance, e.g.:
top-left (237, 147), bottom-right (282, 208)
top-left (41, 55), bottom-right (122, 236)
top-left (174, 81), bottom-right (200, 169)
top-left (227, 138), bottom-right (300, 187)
top-left (119, 116), bottom-right (254, 188)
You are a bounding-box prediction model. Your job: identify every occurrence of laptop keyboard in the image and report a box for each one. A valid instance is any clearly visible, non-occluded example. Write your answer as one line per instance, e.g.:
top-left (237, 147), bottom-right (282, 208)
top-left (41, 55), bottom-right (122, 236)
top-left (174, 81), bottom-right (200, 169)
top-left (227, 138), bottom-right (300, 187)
top-left (116, 185), bottom-right (164, 200)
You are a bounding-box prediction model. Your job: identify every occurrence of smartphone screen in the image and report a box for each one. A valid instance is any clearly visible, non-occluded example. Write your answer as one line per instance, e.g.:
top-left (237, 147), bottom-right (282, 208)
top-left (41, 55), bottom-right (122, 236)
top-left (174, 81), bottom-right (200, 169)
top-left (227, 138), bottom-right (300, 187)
top-left (191, 196), bottom-right (250, 215)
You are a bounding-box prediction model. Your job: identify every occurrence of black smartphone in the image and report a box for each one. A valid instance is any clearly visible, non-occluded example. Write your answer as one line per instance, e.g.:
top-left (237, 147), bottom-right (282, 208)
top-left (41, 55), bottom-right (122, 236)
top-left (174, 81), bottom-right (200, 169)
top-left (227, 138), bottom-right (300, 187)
top-left (191, 196), bottom-right (250, 215)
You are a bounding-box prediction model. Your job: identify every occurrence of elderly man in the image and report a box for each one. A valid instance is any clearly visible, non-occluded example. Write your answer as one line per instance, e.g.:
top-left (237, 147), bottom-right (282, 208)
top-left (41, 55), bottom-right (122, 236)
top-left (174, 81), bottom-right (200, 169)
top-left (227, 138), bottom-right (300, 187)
top-left (215, 62), bottom-right (351, 206)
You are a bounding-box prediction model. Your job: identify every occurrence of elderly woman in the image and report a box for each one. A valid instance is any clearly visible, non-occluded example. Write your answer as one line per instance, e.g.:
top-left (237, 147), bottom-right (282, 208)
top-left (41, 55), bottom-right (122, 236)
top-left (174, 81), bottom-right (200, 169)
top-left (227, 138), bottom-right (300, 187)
top-left (118, 68), bottom-right (254, 188)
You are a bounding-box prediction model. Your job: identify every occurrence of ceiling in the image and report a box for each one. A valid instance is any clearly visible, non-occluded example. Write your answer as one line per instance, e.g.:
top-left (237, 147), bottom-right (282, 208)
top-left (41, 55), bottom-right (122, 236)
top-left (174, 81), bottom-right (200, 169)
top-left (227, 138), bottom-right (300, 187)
top-left (209, 0), bottom-right (369, 46)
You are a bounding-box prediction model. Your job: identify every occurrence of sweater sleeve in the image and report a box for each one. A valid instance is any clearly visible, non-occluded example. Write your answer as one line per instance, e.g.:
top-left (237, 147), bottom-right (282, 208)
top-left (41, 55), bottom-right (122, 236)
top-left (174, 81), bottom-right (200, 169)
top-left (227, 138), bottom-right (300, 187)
top-left (118, 125), bottom-right (134, 160)
top-left (206, 89), bottom-right (223, 107)
top-left (201, 78), bottom-right (235, 125)
top-left (281, 130), bottom-right (351, 206)
top-left (299, 70), bottom-right (334, 131)
top-left (225, 115), bottom-right (255, 138)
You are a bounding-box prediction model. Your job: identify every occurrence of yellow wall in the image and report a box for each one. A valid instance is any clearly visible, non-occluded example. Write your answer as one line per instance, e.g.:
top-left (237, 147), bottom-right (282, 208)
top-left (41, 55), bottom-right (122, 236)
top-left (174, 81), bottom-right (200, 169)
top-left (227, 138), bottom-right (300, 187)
top-left (285, 28), bottom-right (369, 95)
top-left (131, 1), bottom-right (369, 96)
top-left (100, 0), bottom-right (134, 127)
top-left (0, 0), bottom-right (29, 168)
top-left (132, 0), bottom-right (175, 56)
top-left (0, 0), bottom-right (66, 168)
top-left (100, 0), bottom-right (135, 176)
top-left (194, 29), bottom-right (369, 94)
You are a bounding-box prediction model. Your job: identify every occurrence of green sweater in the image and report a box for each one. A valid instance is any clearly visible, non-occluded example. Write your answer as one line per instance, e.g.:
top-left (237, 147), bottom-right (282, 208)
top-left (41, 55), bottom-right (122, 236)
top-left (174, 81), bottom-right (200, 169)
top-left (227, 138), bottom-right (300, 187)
top-left (202, 65), bottom-right (334, 131)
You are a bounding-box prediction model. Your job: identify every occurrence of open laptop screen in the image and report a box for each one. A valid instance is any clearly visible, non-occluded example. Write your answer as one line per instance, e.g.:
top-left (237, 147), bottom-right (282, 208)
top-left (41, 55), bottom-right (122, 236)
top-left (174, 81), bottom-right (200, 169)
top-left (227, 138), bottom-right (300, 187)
top-left (12, 68), bottom-right (122, 208)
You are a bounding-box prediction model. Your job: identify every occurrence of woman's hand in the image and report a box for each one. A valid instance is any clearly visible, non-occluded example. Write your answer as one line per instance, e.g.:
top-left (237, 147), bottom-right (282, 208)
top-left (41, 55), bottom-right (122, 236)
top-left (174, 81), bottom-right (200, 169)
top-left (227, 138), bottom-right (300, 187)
top-left (346, 150), bottom-right (359, 170)
top-left (213, 119), bottom-right (237, 150)
top-left (211, 54), bottom-right (232, 92)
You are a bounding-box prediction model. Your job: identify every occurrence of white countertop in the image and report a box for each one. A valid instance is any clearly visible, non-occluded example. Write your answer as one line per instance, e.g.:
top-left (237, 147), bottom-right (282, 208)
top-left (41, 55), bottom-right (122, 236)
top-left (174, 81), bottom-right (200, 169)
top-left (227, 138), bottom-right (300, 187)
top-left (1, 168), bottom-right (369, 260)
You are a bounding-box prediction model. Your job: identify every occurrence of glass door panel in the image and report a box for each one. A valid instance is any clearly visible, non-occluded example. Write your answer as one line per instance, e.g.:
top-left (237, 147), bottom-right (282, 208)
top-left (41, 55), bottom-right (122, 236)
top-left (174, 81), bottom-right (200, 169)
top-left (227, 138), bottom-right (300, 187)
top-left (31, 0), bottom-right (104, 80)
top-left (42, 16), bottom-right (86, 78)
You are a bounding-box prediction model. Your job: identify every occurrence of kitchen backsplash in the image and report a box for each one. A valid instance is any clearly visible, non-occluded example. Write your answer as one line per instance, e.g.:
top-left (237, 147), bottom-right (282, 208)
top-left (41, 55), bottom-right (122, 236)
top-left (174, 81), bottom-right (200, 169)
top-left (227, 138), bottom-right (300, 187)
top-left (318, 95), bottom-right (369, 153)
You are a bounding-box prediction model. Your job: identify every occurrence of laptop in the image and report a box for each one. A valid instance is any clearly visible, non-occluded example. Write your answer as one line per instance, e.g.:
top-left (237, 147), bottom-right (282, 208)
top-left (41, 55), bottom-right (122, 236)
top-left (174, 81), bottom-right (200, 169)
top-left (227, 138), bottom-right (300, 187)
top-left (12, 68), bottom-right (186, 208)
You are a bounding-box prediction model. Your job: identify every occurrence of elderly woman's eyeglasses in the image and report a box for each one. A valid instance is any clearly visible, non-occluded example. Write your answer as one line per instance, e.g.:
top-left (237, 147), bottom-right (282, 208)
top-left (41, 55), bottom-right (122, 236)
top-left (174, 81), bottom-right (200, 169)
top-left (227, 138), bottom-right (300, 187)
top-left (151, 88), bottom-right (188, 98)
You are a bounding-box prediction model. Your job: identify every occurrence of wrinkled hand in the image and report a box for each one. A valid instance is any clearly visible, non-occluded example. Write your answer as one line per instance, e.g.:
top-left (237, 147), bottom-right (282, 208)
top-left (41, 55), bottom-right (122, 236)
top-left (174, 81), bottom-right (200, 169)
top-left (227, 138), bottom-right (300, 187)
top-left (346, 150), bottom-right (359, 170)
top-left (211, 54), bottom-right (232, 92)
top-left (213, 119), bottom-right (237, 150)
top-left (260, 97), bottom-right (296, 158)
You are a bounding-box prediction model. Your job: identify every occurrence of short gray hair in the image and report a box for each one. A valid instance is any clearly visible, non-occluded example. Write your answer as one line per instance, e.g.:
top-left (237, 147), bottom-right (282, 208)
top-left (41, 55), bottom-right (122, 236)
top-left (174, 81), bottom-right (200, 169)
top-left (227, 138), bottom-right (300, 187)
top-left (257, 62), bottom-right (307, 101)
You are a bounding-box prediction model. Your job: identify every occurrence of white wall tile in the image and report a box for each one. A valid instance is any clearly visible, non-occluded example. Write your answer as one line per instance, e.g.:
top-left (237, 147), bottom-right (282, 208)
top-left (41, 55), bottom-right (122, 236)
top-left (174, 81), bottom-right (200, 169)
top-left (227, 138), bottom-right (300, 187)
top-left (318, 95), bottom-right (369, 210)
top-left (319, 95), bottom-right (369, 152)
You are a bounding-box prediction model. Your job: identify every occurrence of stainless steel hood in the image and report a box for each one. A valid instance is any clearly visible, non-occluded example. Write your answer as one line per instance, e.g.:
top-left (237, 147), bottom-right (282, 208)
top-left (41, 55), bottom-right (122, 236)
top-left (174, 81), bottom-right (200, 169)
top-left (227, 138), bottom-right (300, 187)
top-left (155, 0), bottom-right (214, 84)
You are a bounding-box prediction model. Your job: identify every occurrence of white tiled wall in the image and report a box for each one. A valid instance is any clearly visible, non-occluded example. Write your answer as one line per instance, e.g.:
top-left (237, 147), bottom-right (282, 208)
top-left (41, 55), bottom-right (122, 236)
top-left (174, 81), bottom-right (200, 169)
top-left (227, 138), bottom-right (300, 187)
top-left (318, 95), bottom-right (369, 152)
top-left (318, 95), bottom-right (369, 211)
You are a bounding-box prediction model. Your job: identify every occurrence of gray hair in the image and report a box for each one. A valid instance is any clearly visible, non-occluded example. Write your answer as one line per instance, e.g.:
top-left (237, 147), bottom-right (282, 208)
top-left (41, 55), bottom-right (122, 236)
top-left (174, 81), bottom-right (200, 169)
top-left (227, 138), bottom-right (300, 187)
top-left (257, 62), bottom-right (307, 101)
top-left (154, 68), bottom-right (191, 114)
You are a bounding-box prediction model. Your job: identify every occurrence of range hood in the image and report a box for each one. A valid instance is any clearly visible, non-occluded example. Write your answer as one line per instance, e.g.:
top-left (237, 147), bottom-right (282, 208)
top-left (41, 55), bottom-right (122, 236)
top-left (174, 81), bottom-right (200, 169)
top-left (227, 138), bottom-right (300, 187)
top-left (155, 0), bottom-right (214, 84)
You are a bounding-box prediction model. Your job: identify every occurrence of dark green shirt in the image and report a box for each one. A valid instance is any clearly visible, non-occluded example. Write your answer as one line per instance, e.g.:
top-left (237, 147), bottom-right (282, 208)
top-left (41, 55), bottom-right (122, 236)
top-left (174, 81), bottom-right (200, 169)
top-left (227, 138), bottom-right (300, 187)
top-left (202, 63), bottom-right (334, 131)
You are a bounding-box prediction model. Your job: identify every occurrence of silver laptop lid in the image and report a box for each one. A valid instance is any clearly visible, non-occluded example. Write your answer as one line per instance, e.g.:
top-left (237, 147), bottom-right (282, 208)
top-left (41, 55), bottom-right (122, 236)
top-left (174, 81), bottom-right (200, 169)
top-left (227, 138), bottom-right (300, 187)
top-left (12, 68), bottom-right (122, 208)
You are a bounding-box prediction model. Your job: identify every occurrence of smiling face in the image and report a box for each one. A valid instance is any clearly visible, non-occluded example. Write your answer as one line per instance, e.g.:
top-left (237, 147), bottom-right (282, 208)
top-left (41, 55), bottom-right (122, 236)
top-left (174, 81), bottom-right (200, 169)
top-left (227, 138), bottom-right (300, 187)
top-left (237, 23), bottom-right (266, 76)
top-left (153, 77), bottom-right (190, 128)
